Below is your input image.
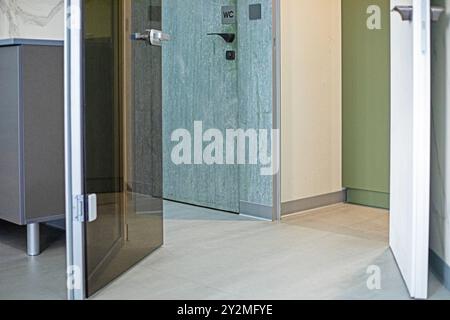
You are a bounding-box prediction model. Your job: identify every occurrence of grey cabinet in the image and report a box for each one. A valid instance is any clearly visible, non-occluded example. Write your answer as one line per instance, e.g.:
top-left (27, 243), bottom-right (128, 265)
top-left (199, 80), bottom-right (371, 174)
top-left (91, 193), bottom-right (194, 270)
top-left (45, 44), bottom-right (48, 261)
top-left (0, 42), bottom-right (65, 227)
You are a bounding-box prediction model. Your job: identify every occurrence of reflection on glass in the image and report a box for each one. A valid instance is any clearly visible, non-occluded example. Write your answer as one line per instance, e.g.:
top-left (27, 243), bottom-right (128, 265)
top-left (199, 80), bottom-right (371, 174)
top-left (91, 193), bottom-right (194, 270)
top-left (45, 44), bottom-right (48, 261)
top-left (83, 0), bottom-right (163, 297)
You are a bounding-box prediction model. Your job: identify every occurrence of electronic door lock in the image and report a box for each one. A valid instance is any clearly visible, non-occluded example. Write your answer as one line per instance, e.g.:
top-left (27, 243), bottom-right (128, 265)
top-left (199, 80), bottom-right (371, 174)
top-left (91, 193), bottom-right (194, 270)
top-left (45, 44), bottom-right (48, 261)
top-left (131, 29), bottom-right (171, 46)
top-left (393, 5), bottom-right (445, 22)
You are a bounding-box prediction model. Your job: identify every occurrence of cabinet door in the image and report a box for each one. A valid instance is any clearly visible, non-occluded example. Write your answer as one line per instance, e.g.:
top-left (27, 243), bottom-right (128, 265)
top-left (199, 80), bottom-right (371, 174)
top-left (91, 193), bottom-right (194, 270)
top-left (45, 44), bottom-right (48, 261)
top-left (0, 46), bottom-right (22, 225)
top-left (21, 45), bottom-right (65, 223)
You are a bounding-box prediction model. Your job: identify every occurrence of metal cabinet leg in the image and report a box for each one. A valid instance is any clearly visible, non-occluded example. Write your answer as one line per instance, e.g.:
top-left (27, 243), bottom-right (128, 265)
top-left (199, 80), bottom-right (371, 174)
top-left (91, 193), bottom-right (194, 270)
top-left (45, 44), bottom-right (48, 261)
top-left (27, 223), bottom-right (40, 256)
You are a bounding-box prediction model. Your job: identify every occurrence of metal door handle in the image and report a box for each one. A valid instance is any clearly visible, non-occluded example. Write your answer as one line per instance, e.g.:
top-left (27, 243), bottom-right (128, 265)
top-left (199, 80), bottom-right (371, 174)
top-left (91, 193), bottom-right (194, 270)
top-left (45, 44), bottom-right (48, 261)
top-left (149, 29), bottom-right (171, 46)
top-left (131, 32), bottom-right (149, 41)
top-left (131, 29), bottom-right (170, 46)
top-left (393, 5), bottom-right (445, 22)
top-left (207, 33), bottom-right (236, 43)
top-left (431, 6), bottom-right (445, 22)
top-left (393, 6), bottom-right (413, 21)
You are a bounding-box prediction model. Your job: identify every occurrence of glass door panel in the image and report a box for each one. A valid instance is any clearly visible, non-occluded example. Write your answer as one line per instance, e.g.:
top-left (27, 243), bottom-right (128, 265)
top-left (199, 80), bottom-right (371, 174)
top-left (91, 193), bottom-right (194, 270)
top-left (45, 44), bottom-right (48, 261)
top-left (430, 0), bottom-right (448, 289)
top-left (83, 0), bottom-right (163, 297)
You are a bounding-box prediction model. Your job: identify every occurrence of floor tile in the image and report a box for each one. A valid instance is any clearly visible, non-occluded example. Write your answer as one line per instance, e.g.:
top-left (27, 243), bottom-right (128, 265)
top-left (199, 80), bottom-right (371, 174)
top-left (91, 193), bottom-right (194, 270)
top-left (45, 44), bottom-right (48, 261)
top-left (2, 202), bottom-right (450, 300)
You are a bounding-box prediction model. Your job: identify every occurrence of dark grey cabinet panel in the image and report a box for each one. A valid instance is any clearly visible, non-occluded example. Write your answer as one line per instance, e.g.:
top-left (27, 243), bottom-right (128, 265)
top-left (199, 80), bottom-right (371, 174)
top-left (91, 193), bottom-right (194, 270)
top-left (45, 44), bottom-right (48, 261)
top-left (0, 46), bottom-right (22, 224)
top-left (0, 44), bottom-right (65, 225)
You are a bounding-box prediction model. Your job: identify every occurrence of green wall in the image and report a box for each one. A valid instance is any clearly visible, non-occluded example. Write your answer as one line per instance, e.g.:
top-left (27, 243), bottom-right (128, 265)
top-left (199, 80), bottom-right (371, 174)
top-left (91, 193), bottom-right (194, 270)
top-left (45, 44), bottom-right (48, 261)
top-left (342, 0), bottom-right (391, 209)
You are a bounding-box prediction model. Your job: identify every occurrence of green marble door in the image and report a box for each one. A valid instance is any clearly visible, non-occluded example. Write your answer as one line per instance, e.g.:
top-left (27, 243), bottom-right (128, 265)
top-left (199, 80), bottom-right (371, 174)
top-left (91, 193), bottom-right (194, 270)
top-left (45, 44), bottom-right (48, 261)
top-left (162, 0), bottom-right (239, 212)
top-left (162, 0), bottom-right (273, 213)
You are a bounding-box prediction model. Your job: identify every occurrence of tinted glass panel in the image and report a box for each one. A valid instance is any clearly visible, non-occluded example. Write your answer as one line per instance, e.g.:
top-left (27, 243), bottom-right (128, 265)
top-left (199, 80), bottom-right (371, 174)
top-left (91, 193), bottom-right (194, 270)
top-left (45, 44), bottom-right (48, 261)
top-left (83, 0), bottom-right (163, 297)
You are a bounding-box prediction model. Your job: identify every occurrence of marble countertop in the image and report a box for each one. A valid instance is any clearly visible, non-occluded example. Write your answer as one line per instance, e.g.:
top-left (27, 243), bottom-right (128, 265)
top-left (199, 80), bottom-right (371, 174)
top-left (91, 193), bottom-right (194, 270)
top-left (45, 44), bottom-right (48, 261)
top-left (0, 38), bottom-right (63, 47)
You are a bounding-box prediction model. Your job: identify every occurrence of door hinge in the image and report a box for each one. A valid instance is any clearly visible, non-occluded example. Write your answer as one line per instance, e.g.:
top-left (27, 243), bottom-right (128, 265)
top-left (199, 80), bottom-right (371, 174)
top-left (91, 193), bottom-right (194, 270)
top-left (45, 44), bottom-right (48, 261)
top-left (73, 194), bottom-right (98, 223)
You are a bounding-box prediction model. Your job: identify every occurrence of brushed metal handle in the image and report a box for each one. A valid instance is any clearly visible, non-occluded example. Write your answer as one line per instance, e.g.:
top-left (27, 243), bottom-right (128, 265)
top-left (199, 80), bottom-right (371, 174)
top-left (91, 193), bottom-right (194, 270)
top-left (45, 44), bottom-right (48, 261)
top-left (393, 5), bottom-right (413, 21)
top-left (393, 5), bottom-right (444, 22)
top-left (431, 6), bottom-right (445, 22)
top-left (149, 29), bottom-right (171, 46)
top-left (131, 29), bottom-right (171, 46)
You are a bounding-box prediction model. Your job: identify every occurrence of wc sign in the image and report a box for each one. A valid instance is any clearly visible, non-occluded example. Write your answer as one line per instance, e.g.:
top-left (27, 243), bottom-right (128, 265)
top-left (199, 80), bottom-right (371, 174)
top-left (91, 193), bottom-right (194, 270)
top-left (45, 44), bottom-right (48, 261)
top-left (222, 6), bottom-right (236, 24)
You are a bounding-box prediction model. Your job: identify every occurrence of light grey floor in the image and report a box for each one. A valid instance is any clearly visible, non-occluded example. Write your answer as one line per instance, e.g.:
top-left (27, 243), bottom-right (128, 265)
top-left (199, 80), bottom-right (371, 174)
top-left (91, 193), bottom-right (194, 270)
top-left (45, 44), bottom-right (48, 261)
top-left (1, 202), bottom-right (449, 300)
top-left (93, 202), bottom-right (450, 300)
top-left (0, 220), bottom-right (66, 300)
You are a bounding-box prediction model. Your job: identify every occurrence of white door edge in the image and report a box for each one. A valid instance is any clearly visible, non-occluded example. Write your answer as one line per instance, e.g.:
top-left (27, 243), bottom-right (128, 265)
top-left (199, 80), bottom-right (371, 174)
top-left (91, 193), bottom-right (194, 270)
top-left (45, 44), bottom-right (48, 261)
top-left (64, 0), bottom-right (86, 300)
top-left (410, 0), bottom-right (431, 299)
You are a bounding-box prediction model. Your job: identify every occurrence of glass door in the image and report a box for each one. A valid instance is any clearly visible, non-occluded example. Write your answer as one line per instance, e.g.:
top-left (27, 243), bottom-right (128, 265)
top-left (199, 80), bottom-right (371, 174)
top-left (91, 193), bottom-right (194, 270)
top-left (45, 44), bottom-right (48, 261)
top-left (66, 0), bottom-right (165, 299)
top-left (430, 0), bottom-right (448, 293)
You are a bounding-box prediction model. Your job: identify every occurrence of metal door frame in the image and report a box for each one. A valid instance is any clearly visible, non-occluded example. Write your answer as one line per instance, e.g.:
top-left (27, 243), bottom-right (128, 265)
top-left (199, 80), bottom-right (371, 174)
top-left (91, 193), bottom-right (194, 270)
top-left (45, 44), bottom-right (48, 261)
top-left (272, 0), bottom-right (282, 222)
top-left (65, 0), bottom-right (86, 300)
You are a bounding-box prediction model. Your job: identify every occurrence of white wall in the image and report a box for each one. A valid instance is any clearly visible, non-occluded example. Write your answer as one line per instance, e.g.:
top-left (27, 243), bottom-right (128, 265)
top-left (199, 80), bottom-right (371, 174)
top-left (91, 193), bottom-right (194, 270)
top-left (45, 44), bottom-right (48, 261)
top-left (281, 0), bottom-right (342, 203)
top-left (0, 0), bottom-right (64, 40)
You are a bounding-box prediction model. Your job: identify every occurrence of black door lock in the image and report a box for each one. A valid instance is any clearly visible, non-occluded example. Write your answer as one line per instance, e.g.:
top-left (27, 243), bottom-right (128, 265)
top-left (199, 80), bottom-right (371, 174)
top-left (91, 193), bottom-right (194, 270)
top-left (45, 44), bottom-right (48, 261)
top-left (226, 50), bottom-right (236, 60)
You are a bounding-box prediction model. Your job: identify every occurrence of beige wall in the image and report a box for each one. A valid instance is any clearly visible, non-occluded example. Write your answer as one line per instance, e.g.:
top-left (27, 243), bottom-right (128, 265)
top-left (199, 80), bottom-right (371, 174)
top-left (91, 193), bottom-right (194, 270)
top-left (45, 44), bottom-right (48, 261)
top-left (0, 0), bottom-right (64, 40)
top-left (281, 0), bottom-right (342, 203)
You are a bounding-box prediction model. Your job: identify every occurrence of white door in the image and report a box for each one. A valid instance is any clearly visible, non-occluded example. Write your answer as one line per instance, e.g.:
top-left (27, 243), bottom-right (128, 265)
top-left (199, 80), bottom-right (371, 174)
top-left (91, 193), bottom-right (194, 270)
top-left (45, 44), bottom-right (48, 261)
top-left (390, 0), bottom-right (431, 299)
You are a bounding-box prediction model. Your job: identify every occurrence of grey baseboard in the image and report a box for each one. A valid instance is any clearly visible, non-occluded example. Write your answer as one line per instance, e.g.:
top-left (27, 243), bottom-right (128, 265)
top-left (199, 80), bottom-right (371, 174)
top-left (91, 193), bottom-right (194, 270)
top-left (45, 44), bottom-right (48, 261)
top-left (282, 190), bottom-right (346, 216)
top-left (239, 201), bottom-right (273, 221)
top-left (430, 249), bottom-right (450, 291)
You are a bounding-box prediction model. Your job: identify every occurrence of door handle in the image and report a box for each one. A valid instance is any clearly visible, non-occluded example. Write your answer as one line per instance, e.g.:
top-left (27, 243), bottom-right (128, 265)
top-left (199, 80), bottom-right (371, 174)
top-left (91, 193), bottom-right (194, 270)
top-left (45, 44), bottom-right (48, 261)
top-left (393, 5), bottom-right (445, 22)
top-left (431, 6), bottom-right (445, 22)
top-left (149, 29), bottom-right (171, 46)
top-left (393, 6), bottom-right (413, 21)
top-left (131, 32), bottom-right (149, 41)
top-left (131, 29), bottom-right (171, 46)
top-left (207, 33), bottom-right (236, 43)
